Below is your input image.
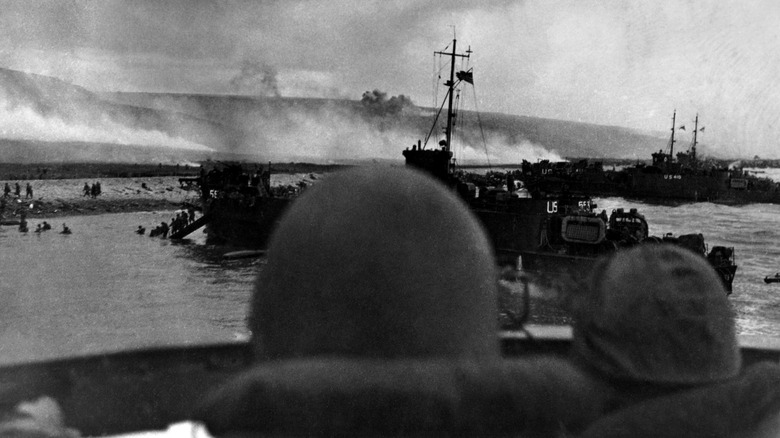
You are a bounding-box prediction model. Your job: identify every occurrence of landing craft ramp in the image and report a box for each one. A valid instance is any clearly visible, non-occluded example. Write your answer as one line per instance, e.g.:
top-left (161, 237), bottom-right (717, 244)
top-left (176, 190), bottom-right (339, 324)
top-left (169, 213), bottom-right (210, 240)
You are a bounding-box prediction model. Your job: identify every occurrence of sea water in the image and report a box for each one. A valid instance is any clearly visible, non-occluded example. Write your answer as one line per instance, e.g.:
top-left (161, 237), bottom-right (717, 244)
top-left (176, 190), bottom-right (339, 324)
top-left (1, 201), bottom-right (779, 365)
top-left (0, 211), bottom-right (256, 365)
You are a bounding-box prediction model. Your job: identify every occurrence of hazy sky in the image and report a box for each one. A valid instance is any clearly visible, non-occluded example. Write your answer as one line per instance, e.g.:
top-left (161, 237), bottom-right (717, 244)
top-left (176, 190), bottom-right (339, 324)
top-left (2, 0), bottom-right (779, 158)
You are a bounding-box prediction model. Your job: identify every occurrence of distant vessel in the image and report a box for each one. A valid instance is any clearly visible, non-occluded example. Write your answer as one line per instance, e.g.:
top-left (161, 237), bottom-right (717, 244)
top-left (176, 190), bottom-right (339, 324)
top-left (519, 206), bottom-right (738, 293)
top-left (402, 39), bottom-right (593, 264)
top-left (514, 111), bottom-right (780, 205)
top-left (622, 111), bottom-right (730, 202)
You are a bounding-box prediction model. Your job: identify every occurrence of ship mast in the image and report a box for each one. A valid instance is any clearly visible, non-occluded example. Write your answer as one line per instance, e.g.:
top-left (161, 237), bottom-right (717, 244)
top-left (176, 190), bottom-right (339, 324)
top-left (669, 109), bottom-right (676, 162)
top-left (434, 39), bottom-right (471, 152)
top-left (691, 113), bottom-right (699, 161)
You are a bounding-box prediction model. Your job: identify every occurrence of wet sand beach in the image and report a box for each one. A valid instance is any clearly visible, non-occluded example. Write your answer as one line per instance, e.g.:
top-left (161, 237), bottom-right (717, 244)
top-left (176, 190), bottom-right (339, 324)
top-left (0, 177), bottom-right (199, 219)
top-left (0, 173), bottom-right (321, 219)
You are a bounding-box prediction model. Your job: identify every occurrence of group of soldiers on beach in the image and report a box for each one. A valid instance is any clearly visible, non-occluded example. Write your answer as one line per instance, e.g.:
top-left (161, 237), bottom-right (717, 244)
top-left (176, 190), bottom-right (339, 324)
top-left (83, 181), bottom-right (102, 198)
top-left (1, 180), bottom-right (101, 221)
top-left (1, 183), bottom-right (32, 224)
top-left (3, 182), bottom-right (34, 199)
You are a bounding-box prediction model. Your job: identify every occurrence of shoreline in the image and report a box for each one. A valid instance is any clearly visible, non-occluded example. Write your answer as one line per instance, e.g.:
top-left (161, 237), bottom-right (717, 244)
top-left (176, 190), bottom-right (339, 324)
top-left (1, 176), bottom-right (199, 220)
top-left (1, 172), bottom-right (323, 220)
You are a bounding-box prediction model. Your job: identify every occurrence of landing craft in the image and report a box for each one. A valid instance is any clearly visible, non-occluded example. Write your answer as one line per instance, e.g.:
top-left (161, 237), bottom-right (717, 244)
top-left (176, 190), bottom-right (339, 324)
top-left (519, 207), bottom-right (738, 294)
top-left (402, 38), bottom-right (593, 266)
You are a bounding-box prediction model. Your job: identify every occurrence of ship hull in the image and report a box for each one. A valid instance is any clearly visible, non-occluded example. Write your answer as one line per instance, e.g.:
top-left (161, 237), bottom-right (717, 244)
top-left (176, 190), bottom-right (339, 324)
top-left (470, 198), bottom-right (589, 264)
top-left (203, 192), bottom-right (587, 260)
top-left (204, 197), bottom-right (292, 247)
top-left (624, 170), bottom-right (730, 201)
top-left (520, 249), bottom-right (736, 294)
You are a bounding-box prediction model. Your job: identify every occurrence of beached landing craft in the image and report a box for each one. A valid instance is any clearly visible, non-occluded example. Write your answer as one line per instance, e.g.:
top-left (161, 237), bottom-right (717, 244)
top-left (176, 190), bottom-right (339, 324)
top-left (179, 163), bottom-right (296, 246)
top-left (402, 39), bottom-right (593, 264)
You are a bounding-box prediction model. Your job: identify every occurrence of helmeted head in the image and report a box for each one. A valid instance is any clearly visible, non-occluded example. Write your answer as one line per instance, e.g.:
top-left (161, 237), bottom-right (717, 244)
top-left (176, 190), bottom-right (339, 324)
top-left (250, 166), bottom-right (499, 361)
top-left (571, 244), bottom-right (740, 386)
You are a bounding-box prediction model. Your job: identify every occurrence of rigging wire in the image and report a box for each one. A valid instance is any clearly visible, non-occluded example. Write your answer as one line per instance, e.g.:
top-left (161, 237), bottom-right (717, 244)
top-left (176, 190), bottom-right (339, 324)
top-left (432, 54), bottom-right (439, 108)
top-left (423, 88), bottom-right (451, 149)
top-left (452, 88), bottom-right (462, 163)
top-left (470, 81), bottom-right (492, 170)
top-left (433, 52), bottom-right (449, 109)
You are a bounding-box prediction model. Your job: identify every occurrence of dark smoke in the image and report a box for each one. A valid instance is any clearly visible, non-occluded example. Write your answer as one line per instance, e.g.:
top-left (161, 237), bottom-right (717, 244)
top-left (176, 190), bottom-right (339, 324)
top-left (230, 60), bottom-right (281, 97)
top-left (361, 89), bottom-right (414, 116)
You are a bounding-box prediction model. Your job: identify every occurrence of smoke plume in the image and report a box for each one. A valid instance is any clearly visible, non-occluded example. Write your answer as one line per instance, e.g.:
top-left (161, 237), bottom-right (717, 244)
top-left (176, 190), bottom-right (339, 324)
top-left (229, 61), bottom-right (281, 97)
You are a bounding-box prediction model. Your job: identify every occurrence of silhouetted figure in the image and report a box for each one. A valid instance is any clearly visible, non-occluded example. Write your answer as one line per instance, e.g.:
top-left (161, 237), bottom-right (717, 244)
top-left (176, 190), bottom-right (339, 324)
top-left (4, 183), bottom-right (10, 198)
top-left (14, 182), bottom-right (20, 197)
top-left (570, 245), bottom-right (780, 437)
top-left (25, 183), bottom-right (33, 199)
top-left (160, 222), bottom-right (169, 238)
top-left (136, 226), bottom-right (146, 235)
top-left (193, 167), bottom-right (600, 437)
top-left (42, 221), bottom-right (51, 231)
top-left (61, 224), bottom-right (72, 234)
top-left (82, 183), bottom-right (90, 197)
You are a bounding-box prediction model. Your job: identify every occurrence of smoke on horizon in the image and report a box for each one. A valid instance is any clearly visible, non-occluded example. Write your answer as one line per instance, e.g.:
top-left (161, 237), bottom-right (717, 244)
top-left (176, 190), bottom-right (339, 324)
top-left (0, 70), bottom-right (214, 157)
top-left (0, 104), bottom-right (212, 152)
top-left (229, 60), bottom-right (281, 97)
top-left (452, 134), bottom-right (566, 165)
top-left (227, 101), bottom-right (420, 163)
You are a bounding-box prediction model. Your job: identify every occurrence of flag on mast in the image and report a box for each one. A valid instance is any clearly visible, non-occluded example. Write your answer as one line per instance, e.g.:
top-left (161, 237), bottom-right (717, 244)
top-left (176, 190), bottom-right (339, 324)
top-left (456, 70), bottom-right (473, 84)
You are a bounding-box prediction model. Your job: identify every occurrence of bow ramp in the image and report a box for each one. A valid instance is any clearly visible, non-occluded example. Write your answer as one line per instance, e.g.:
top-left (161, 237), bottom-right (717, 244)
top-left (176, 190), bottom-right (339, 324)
top-left (170, 214), bottom-right (210, 240)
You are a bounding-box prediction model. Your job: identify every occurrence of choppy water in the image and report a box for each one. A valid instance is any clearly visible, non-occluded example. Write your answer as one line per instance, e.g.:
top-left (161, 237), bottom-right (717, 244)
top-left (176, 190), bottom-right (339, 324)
top-left (594, 198), bottom-right (780, 337)
top-left (1, 198), bottom-right (780, 365)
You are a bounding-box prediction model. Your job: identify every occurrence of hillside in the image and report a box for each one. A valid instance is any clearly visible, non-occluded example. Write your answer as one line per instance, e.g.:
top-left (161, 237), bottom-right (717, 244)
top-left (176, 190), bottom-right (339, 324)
top-left (0, 67), bottom-right (683, 164)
